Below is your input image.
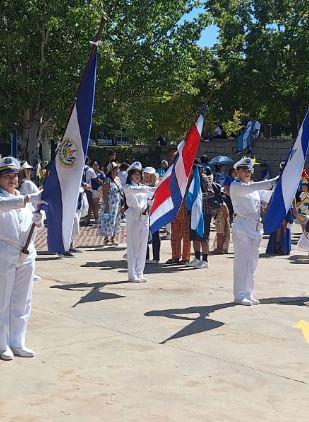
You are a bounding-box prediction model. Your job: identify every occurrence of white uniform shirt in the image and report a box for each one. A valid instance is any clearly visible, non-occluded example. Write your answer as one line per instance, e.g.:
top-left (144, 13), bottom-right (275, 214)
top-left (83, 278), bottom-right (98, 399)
top-left (123, 182), bottom-right (155, 213)
top-left (0, 189), bottom-right (36, 263)
top-left (118, 171), bottom-right (128, 186)
top-left (85, 167), bottom-right (97, 184)
top-left (20, 179), bottom-right (40, 195)
top-left (230, 178), bottom-right (276, 239)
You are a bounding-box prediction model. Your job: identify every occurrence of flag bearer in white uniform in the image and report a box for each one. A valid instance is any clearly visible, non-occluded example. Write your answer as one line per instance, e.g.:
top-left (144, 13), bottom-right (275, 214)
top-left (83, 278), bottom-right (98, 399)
top-left (123, 162), bottom-right (156, 282)
top-left (0, 157), bottom-right (45, 360)
top-left (230, 158), bottom-right (278, 306)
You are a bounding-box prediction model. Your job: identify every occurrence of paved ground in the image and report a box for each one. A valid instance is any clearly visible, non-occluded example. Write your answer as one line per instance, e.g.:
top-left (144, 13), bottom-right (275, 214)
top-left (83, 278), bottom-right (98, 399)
top-left (0, 226), bottom-right (308, 421)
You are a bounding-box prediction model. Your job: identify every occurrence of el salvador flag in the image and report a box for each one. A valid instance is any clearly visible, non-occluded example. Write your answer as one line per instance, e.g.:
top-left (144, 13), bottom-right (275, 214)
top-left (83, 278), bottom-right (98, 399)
top-left (264, 111), bottom-right (309, 234)
top-left (42, 49), bottom-right (98, 253)
top-left (186, 166), bottom-right (204, 237)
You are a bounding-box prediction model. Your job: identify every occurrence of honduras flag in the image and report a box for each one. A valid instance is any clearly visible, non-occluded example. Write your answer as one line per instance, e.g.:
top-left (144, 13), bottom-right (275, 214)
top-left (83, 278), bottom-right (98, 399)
top-left (42, 49), bottom-right (98, 253)
top-left (264, 111), bottom-right (309, 234)
top-left (237, 120), bottom-right (256, 152)
top-left (185, 166), bottom-right (204, 237)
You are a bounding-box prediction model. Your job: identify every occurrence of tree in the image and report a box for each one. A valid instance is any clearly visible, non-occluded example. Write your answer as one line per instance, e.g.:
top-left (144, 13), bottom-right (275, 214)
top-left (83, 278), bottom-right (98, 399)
top-left (0, 0), bottom-right (212, 159)
top-left (204, 0), bottom-right (309, 136)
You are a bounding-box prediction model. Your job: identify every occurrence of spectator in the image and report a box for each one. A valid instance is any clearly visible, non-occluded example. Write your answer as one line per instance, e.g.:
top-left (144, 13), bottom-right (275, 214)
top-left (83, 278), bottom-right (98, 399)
top-left (143, 167), bottom-right (161, 264)
top-left (19, 162), bottom-right (40, 195)
top-left (157, 160), bottom-right (168, 178)
top-left (223, 167), bottom-right (236, 223)
top-left (200, 155), bottom-right (211, 172)
top-left (104, 150), bottom-right (117, 173)
top-left (83, 160), bottom-right (104, 225)
top-left (260, 163), bottom-right (270, 180)
top-left (213, 165), bottom-right (224, 185)
top-left (118, 162), bottom-right (130, 186)
top-left (212, 121), bottom-right (222, 139)
top-left (246, 115), bottom-right (261, 139)
top-left (156, 135), bottom-right (166, 147)
top-left (99, 162), bottom-right (122, 246)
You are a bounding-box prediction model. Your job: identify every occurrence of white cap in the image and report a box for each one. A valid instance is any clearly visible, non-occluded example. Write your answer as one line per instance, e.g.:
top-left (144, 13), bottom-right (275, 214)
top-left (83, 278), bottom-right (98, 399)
top-left (143, 166), bottom-right (156, 174)
top-left (234, 157), bottom-right (254, 172)
top-left (0, 156), bottom-right (21, 173)
top-left (20, 161), bottom-right (33, 170)
top-left (128, 161), bottom-right (143, 172)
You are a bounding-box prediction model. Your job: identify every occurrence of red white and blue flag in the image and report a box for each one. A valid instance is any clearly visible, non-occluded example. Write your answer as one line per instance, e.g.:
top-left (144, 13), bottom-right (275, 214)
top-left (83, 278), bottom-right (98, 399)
top-left (150, 107), bottom-right (207, 234)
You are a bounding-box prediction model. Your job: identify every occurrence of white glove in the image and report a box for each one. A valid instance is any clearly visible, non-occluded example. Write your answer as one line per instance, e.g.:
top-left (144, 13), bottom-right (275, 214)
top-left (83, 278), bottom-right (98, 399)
top-left (27, 191), bottom-right (47, 207)
top-left (32, 212), bottom-right (43, 227)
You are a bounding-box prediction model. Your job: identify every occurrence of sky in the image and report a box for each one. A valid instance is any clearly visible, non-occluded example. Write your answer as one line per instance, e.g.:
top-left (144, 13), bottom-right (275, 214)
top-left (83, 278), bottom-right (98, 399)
top-left (198, 25), bottom-right (219, 48)
top-left (179, 7), bottom-right (219, 48)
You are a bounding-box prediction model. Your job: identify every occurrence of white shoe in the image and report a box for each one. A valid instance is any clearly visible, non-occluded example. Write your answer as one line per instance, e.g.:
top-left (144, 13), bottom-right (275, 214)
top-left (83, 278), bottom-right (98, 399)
top-left (235, 298), bottom-right (252, 306)
top-left (128, 277), bottom-right (139, 282)
top-left (186, 258), bottom-right (200, 267)
top-left (136, 276), bottom-right (147, 283)
top-left (0, 348), bottom-right (14, 361)
top-left (11, 346), bottom-right (35, 358)
top-left (33, 274), bottom-right (42, 281)
top-left (196, 260), bottom-right (209, 269)
top-left (249, 297), bottom-right (260, 305)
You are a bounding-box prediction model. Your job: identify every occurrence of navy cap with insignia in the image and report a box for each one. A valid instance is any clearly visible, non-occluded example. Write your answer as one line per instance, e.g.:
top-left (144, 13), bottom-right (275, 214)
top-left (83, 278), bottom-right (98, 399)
top-left (0, 156), bottom-right (21, 174)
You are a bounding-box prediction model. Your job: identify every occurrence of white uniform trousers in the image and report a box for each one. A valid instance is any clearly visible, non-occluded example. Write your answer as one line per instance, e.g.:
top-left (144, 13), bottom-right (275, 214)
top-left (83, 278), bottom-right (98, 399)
top-left (0, 255), bottom-right (35, 351)
top-left (126, 210), bottom-right (149, 280)
top-left (232, 230), bottom-right (261, 301)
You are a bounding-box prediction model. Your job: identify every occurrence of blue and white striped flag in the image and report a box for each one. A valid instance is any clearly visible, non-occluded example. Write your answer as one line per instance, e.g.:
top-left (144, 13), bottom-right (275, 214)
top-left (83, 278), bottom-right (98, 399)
top-left (42, 49), bottom-right (98, 253)
top-left (237, 120), bottom-right (255, 152)
top-left (186, 166), bottom-right (204, 237)
top-left (264, 111), bottom-right (309, 233)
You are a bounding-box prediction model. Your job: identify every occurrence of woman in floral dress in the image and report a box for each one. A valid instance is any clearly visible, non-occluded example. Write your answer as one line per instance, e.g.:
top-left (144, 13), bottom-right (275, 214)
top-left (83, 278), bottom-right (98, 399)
top-left (99, 162), bottom-right (122, 245)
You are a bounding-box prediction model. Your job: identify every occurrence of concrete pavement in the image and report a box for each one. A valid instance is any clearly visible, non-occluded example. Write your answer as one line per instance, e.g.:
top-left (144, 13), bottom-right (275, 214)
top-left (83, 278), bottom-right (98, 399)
top-left (0, 228), bottom-right (308, 421)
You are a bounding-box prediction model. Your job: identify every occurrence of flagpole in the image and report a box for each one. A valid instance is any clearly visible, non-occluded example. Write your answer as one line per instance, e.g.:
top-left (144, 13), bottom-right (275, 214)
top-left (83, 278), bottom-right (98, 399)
top-left (21, 17), bottom-right (106, 255)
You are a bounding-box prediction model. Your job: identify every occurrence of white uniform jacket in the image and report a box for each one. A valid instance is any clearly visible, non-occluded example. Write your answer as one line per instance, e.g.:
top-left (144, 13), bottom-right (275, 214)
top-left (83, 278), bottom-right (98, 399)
top-left (230, 178), bottom-right (277, 239)
top-left (0, 189), bottom-right (36, 264)
top-left (123, 183), bottom-right (156, 221)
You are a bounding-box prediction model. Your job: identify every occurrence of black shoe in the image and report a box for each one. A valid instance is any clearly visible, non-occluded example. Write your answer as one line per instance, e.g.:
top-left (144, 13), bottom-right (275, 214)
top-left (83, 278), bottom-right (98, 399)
top-left (69, 248), bottom-right (82, 253)
top-left (63, 251), bottom-right (75, 258)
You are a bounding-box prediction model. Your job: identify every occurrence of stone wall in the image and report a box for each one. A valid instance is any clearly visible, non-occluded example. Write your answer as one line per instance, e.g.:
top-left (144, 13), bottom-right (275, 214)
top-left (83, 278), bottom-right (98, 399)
top-left (199, 138), bottom-right (309, 179)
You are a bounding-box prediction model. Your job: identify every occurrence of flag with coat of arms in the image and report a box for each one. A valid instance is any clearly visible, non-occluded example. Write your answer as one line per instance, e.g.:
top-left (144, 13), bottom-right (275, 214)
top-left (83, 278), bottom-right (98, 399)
top-left (42, 43), bottom-right (99, 253)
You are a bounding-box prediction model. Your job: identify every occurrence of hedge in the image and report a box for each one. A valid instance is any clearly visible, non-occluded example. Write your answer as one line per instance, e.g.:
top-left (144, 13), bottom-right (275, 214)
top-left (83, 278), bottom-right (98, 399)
top-left (88, 145), bottom-right (172, 168)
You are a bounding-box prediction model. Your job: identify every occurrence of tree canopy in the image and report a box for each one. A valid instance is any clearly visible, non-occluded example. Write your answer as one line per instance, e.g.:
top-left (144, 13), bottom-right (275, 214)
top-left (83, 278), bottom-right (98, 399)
top-left (0, 0), bottom-right (307, 158)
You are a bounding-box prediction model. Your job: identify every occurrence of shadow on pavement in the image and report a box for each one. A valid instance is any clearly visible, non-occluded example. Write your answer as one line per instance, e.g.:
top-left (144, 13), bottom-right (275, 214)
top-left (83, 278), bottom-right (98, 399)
top-left (81, 260), bottom-right (127, 270)
top-left (260, 296), bottom-right (309, 306)
top-left (50, 281), bottom-right (131, 307)
top-left (145, 302), bottom-right (236, 344)
top-left (117, 264), bottom-right (195, 274)
top-left (288, 255), bottom-right (309, 264)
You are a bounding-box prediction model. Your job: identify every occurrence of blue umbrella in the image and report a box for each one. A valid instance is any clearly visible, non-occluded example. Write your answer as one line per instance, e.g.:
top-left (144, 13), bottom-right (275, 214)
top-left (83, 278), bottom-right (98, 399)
top-left (209, 155), bottom-right (234, 166)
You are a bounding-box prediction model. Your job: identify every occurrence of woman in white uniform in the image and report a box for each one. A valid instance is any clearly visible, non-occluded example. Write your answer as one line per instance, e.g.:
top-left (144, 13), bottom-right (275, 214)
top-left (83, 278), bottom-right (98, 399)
top-left (230, 158), bottom-right (278, 306)
top-left (0, 157), bottom-right (45, 360)
top-left (19, 161), bottom-right (40, 195)
top-left (123, 162), bottom-right (156, 282)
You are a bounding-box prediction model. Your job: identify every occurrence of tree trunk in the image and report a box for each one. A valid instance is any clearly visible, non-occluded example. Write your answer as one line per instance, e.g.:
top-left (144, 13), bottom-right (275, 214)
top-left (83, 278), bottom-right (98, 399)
top-left (20, 106), bottom-right (46, 162)
top-left (289, 99), bottom-right (299, 139)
